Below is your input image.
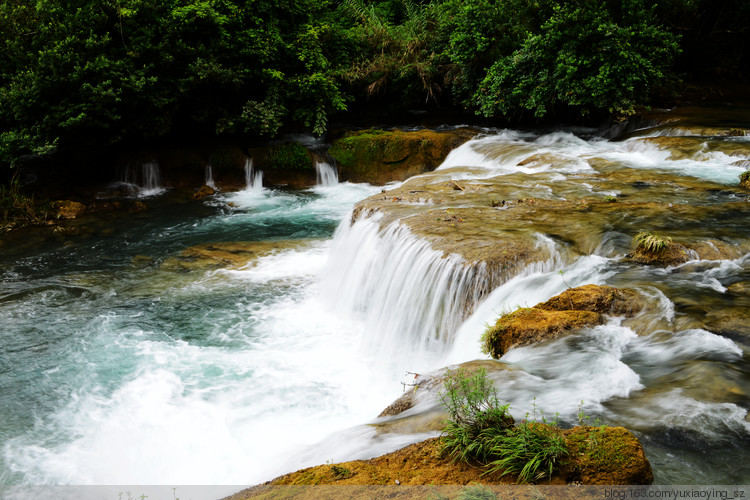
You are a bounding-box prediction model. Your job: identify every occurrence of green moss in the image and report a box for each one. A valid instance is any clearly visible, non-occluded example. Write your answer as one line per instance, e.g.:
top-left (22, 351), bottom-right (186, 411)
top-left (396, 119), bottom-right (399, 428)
top-left (565, 426), bottom-right (640, 472)
top-left (264, 142), bottom-right (312, 171)
top-left (291, 471), bottom-right (325, 485)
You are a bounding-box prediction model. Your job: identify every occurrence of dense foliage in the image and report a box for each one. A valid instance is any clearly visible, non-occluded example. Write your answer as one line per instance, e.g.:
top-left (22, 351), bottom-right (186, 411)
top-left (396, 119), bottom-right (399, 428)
top-left (1, 0), bottom-right (746, 171)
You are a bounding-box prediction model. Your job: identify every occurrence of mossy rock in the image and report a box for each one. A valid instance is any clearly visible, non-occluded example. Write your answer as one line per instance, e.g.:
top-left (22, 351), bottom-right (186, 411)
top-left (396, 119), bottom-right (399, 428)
top-left (483, 308), bottom-right (604, 358)
top-left (538, 284), bottom-right (642, 316)
top-left (482, 285), bottom-right (643, 358)
top-left (562, 426), bottom-right (654, 485)
top-left (329, 128), bottom-right (475, 185)
top-left (256, 427), bottom-right (652, 489)
top-left (54, 200), bottom-right (86, 219)
top-left (210, 146), bottom-right (246, 176)
top-left (248, 142), bottom-right (313, 172)
top-left (740, 170), bottom-right (750, 190)
top-left (626, 242), bottom-right (691, 267)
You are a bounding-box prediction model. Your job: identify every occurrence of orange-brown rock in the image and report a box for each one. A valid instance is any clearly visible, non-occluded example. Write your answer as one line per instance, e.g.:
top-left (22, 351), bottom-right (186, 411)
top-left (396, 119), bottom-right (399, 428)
top-left (193, 184), bottom-right (216, 199)
top-left (54, 200), bottom-right (86, 219)
top-left (561, 426), bottom-right (654, 485)
top-left (538, 284), bottom-right (642, 316)
top-left (239, 427), bottom-right (651, 492)
top-left (483, 308), bottom-right (604, 358)
top-left (482, 285), bottom-right (643, 358)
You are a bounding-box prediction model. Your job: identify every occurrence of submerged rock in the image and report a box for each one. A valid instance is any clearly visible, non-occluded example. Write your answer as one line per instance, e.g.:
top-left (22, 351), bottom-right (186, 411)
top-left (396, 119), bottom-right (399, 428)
top-left (162, 240), bottom-right (314, 271)
top-left (329, 128), bottom-right (475, 184)
top-left (483, 285), bottom-right (643, 358)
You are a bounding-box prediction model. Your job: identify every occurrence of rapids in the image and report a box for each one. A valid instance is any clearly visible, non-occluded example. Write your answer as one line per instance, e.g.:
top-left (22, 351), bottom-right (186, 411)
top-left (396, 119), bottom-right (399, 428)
top-left (1, 110), bottom-right (749, 496)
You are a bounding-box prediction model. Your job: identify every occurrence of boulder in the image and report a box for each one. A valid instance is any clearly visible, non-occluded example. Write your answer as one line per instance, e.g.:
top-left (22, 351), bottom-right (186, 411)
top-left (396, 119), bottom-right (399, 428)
top-left (482, 285), bottom-right (643, 358)
top-left (329, 128), bottom-right (475, 185)
top-left (562, 426), bottom-right (654, 485)
top-left (54, 200), bottom-right (86, 219)
top-left (538, 284), bottom-right (642, 316)
top-left (193, 184), bottom-right (216, 199)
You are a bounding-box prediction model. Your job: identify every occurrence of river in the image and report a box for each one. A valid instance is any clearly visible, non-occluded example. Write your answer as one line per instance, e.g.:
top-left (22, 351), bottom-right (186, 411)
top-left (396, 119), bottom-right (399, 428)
top-left (1, 108), bottom-right (749, 497)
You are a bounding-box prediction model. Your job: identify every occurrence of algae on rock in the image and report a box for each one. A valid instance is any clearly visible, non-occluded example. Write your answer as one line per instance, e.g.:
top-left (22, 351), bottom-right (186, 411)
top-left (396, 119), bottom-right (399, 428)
top-left (329, 128), bottom-right (475, 184)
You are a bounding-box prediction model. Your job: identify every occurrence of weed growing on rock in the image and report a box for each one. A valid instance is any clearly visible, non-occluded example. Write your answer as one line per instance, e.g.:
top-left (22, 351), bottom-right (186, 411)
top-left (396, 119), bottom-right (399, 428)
top-left (439, 369), bottom-right (568, 483)
top-left (330, 464), bottom-right (354, 480)
top-left (439, 368), bottom-right (513, 463)
top-left (633, 230), bottom-right (672, 253)
top-left (486, 421), bottom-right (568, 483)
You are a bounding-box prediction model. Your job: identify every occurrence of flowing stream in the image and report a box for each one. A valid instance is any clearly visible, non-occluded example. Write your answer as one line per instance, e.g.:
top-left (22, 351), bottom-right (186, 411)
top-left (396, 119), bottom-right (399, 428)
top-left (1, 113), bottom-right (749, 495)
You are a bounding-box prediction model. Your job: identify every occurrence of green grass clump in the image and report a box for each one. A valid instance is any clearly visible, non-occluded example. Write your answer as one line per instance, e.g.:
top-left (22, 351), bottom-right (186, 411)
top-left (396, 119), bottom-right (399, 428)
top-left (633, 230), bottom-right (672, 253)
top-left (440, 368), bottom-right (513, 463)
top-left (439, 369), bottom-right (568, 483)
top-left (485, 421), bottom-right (568, 483)
top-left (740, 170), bottom-right (750, 183)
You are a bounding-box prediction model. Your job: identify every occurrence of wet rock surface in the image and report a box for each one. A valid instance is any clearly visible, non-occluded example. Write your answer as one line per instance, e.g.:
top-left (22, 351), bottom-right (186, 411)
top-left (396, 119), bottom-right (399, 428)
top-left (329, 128), bottom-right (476, 184)
top-left (482, 285), bottom-right (643, 358)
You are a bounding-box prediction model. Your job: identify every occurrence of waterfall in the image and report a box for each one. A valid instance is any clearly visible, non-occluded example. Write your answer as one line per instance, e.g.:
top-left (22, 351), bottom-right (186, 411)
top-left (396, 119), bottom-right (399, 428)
top-left (315, 161), bottom-right (339, 186)
top-left (119, 160), bottom-right (165, 197)
top-left (321, 214), bottom-right (563, 373)
top-left (244, 157), bottom-right (263, 191)
top-left (205, 164), bottom-right (216, 189)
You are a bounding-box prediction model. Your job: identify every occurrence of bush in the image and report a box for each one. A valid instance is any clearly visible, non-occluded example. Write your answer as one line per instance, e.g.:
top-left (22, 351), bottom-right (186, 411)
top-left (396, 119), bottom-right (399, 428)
top-left (475, 0), bottom-right (679, 118)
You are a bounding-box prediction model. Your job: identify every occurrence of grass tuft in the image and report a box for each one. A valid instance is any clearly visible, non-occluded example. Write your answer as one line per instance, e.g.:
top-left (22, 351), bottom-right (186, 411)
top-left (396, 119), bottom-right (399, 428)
top-left (633, 230), bottom-right (672, 253)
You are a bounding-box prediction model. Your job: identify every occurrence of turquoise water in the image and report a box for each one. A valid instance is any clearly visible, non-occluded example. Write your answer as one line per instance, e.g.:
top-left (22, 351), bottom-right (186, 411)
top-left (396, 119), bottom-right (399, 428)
top-left (0, 183), bottom-right (392, 485)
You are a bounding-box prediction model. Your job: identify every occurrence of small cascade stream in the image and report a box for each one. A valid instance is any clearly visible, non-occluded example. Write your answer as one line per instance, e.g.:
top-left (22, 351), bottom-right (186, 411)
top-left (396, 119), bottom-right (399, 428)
top-left (244, 157), bottom-right (263, 191)
top-left (1, 111), bottom-right (749, 494)
top-left (315, 161), bottom-right (339, 186)
top-left (116, 160), bottom-right (166, 197)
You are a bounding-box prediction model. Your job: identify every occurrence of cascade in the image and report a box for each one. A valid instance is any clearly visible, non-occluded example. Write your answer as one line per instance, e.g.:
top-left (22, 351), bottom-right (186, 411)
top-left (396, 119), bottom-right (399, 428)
top-left (205, 164), bottom-right (216, 189)
top-left (314, 161), bottom-right (339, 186)
top-left (321, 214), bottom-right (564, 372)
top-left (119, 160), bottom-right (164, 197)
top-left (244, 157), bottom-right (263, 191)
